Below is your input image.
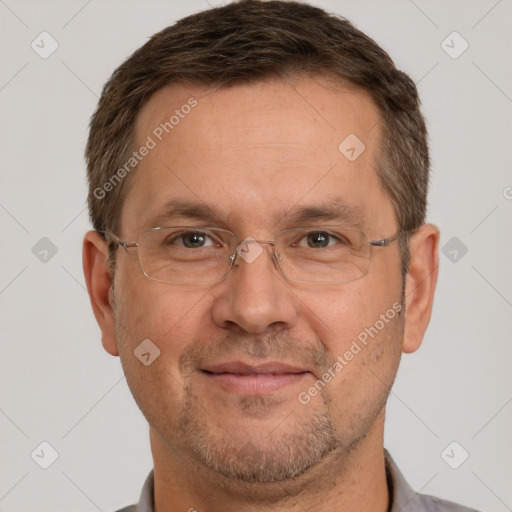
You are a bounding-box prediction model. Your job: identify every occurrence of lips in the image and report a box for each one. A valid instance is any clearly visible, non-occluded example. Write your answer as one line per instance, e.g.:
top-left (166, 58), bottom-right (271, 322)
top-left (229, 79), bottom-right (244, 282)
top-left (200, 361), bottom-right (309, 395)
top-left (202, 361), bottom-right (306, 375)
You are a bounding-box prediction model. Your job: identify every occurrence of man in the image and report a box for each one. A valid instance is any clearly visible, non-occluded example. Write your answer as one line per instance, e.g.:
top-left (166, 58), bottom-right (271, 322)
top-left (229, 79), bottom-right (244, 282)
top-left (82, 1), bottom-right (478, 510)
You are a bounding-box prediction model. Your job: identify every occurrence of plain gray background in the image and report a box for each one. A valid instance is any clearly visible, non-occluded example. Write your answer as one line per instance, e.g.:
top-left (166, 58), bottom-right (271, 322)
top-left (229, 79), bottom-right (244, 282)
top-left (1, 0), bottom-right (511, 511)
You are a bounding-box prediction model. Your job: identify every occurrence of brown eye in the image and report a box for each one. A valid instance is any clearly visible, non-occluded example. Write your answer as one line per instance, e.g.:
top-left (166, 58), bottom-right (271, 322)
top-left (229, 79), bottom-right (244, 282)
top-left (181, 232), bottom-right (208, 248)
top-left (306, 231), bottom-right (331, 248)
top-left (167, 231), bottom-right (215, 248)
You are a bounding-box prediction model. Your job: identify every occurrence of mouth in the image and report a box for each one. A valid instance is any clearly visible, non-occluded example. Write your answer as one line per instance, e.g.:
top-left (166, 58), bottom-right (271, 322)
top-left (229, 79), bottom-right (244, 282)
top-left (200, 361), bottom-right (310, 395)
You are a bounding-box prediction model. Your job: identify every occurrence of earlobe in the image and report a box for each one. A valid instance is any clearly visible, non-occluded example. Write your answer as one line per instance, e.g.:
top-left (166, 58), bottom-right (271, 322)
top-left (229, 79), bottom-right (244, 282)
top-left (82, 231), bottom-right (119, 356)
top-left (402, 224), bottom-right (440, 354)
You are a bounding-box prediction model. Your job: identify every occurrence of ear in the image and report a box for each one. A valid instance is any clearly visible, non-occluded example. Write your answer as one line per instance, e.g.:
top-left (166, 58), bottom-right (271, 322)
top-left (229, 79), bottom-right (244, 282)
top-left (402, 223), bottom-right (440, 354)
top-left (82, 231), bottom-right (119, 356)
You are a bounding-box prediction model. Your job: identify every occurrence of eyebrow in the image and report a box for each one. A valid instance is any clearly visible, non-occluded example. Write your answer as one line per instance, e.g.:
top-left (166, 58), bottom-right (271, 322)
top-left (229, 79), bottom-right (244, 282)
top-left (142, 198), bottom-right (364, 231)
top-left (279, 202), bottom-right (364, 228)
top-left (143, 199), bottom-right (223, 230)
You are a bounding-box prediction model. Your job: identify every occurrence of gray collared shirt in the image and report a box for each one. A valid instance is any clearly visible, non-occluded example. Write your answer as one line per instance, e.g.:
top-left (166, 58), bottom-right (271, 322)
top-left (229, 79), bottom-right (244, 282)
top-left (116, 451), bottom-right (480, 512)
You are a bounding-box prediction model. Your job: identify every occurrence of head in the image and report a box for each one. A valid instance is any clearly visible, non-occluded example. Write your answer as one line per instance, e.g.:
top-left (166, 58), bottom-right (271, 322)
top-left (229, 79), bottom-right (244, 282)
top-left (83, 0), bottom-right (439, 498)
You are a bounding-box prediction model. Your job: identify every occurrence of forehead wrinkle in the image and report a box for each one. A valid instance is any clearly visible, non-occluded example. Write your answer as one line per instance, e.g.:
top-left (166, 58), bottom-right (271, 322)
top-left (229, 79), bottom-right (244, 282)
top-left (141, 197), bottom-right (365, 233)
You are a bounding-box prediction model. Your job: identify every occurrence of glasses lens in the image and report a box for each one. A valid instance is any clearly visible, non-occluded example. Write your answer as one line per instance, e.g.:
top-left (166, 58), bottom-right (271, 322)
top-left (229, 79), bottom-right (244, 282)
top-left (275, 227), bottom-right (371, 284)
top-left (138, 227), bottom-right (234, 284)
top-left (135, 226), bottom-right (372, 285)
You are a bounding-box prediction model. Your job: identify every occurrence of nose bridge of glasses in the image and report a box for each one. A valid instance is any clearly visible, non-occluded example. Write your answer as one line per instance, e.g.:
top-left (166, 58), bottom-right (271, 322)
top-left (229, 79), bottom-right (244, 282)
top-left (231, 237), bottom-right (279, 267)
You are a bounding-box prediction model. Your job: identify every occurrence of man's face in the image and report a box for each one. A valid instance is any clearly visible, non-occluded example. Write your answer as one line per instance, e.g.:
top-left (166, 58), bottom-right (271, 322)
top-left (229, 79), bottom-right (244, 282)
top-left (111, 77), bottom-right (404, 483)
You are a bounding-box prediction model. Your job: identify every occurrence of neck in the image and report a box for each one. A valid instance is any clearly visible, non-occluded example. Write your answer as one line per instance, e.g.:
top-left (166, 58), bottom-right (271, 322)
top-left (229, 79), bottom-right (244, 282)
top-left (150, 411), bottom-right (390, 512)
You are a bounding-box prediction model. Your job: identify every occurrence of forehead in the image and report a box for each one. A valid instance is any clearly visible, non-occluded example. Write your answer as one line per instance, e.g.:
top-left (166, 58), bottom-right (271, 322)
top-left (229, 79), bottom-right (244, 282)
top-left (121, 76), bottom-right (394, 236)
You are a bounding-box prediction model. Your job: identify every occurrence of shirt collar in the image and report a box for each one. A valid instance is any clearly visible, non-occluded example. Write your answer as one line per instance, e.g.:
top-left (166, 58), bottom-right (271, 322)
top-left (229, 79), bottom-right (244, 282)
top-left (134, 470), bottom-right (154, 512)
top-left (385, 449), bottom-right (422, 511)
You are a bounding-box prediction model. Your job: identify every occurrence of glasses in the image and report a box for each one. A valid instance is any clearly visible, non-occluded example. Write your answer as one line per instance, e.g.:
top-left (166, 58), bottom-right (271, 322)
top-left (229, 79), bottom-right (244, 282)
top-left (105, 226), bottom-right (402, 285)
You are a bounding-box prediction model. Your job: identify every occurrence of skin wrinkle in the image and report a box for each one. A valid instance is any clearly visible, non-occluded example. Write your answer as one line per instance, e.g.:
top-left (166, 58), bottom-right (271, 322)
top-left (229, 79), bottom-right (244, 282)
top-left (178, 330), bottom-right (329, 378)
top-left (139, 198), bottom-right (366, 236)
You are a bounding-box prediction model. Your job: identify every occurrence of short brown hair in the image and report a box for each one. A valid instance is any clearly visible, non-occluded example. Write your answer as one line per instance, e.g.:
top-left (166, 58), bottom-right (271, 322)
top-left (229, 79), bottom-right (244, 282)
top-left (86, 0), bottom-right (429, 274)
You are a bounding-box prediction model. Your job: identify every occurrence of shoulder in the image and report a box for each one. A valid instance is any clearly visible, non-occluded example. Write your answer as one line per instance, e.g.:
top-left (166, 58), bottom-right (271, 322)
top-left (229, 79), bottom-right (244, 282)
top-left (385, 450), bottom-right (481, 512)
top-left (112, 470), bottom-right (154, 512)
top-left (411, 492), bottom-right (481, 512)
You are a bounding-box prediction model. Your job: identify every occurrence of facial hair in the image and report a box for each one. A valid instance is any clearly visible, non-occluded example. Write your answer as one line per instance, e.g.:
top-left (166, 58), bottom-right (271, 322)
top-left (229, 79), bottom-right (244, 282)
top-left (115, 295), bottom-right (405, 489)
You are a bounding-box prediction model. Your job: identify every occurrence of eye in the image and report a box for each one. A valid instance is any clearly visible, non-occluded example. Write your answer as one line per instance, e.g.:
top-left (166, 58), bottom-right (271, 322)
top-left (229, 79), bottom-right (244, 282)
top-left (299, 231), bottom-right (339, 248)
top-left (170, 231), bottom-right (217, 248)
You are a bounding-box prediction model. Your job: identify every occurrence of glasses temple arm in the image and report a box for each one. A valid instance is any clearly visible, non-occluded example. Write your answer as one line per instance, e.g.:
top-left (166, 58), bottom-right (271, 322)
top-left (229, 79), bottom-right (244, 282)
top-left (368, 231), bottom-right (404, 247)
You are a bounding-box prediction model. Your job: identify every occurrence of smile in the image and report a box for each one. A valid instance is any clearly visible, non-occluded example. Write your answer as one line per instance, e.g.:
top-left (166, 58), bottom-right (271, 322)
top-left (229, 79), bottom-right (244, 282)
top-left (200, 361), bottom-right (310, 395)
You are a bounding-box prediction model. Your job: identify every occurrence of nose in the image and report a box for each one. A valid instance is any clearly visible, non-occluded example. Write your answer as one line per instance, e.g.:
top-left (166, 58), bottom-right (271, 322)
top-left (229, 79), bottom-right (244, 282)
top-left (211, 240), bottom-right (299, 334)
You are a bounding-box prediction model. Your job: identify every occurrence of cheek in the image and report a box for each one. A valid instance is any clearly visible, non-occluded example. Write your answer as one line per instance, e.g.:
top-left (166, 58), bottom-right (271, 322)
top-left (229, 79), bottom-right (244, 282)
top-left (297, 280), bottom-right (402, 358)
top-left (114, 275), bottom-right (216, 371)
top-left (112, 280), bottom-right (219, 423)
top-left (300, 291), bottom-right (404, 429)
